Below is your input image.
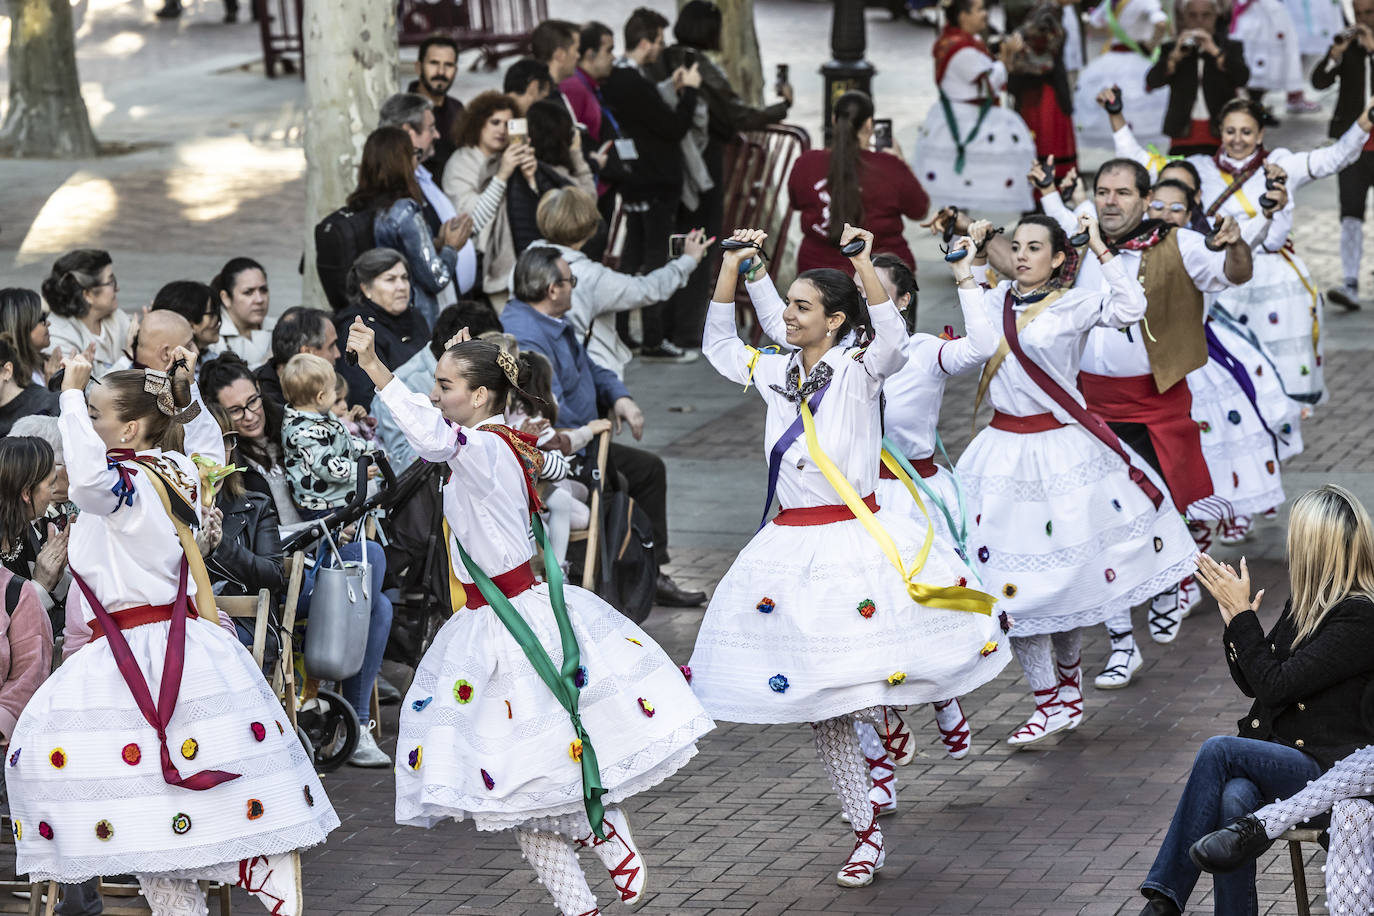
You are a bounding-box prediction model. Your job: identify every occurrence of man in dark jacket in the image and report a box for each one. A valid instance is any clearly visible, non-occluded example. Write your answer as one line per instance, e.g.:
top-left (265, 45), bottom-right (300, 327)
top-left (601, 7), bottom-right (703, 364)
top-left (257, 307), bottom-right (340, 412)
top-left (501, 246), bottom-right (707, 608)
top-left (406, 36), bottom-right (464, 179)
top-left (1312, 0), bottom-right (1374, 310)
top-left (1145, 0), bottom-right (1250, 155)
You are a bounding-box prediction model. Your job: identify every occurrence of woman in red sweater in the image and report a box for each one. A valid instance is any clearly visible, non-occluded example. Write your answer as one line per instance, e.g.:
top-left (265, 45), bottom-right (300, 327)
top-left (787, 91), bottom-right (930, 274)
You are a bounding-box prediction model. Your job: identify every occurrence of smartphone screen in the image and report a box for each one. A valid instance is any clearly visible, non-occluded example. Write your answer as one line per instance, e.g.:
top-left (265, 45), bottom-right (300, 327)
top-left (872, 118), bottom-right (893, 151)
top-left (669, 234), bottom-right (688, 258)
top-left (507, 117), bottom-right (528, 146)
top-left (775, 63), bottom-right (789, 96)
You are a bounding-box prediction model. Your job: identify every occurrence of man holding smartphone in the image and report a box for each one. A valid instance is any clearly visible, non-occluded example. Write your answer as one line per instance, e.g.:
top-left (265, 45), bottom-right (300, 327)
top-left (1311, 0), bottom-right (1374, 310)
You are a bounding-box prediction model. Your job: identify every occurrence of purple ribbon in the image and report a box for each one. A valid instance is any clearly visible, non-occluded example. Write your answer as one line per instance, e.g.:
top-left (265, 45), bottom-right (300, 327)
top-left (758, 383), bottom-right (831, 531)
top-left (1205, 323), bottom-right (1281, 457)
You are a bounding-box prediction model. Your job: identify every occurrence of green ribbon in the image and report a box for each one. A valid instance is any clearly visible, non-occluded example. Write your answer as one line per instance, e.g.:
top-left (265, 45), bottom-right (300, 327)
top-left (1103, 0), bottom-right (1161, 62)
top-left (880, 435), bottom-right (980, 586)
top-left (451, 515), bottom-right (608, 839)
top-left (939, 90), bottom-right (995, 175)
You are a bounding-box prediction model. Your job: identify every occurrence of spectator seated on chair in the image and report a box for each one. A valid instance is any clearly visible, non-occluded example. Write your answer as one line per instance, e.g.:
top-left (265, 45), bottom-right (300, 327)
top-left (1133, 486), bottom-right (1374, 916)
top-left (332, 248), bottom-right (431, 410)
top-left (208, 256), bottom-right (276, 370)
top-left (113, 308), bottom-right (196, 373)
top-left (0, 333), bottom-right (58, 437)
top-left (0, 434), bottom-right (68, 635)
top-left (255, 306), bottom-right (341, 412)
top-left (500, 245), bottom-right (706, 607)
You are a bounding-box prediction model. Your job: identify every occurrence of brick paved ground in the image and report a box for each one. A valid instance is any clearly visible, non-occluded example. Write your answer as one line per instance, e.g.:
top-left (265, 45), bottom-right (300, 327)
top-left (4, 0), bottom-right (1373, 913)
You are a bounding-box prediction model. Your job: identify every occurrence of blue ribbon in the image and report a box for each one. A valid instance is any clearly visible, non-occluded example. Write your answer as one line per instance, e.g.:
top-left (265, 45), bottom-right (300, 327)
top-left (879, 436), bottom-right (981, 585)
top-left (758, 383), bottom-right (831, 531)
top-left (107, 457), bottom-right (138, 511)
top-left (1204, 323), bottom-right (1281, 458)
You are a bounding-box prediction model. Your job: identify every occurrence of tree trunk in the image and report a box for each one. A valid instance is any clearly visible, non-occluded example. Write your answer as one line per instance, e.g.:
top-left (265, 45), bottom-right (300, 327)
top-left (684, 0), bottom-right (764, 105)
top-left (1, 0), bottom-right (100, 158)
top-left (301, 0), bottom-right (397, 309)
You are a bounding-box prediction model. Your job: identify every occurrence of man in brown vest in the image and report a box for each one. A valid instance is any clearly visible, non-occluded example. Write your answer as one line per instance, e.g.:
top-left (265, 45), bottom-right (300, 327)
top-left (1071, 158), bottom-right (1259, 688)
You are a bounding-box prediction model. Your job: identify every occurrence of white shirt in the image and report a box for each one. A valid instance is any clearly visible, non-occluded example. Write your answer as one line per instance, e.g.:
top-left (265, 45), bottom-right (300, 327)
top-left (211, 313), bottom-right (277, 370)
top-left (60, 384), bottom-right (224, 622)
top-left (1088, 0), bottom-right (1168, 45)
top-left (967, 258), bottom-right (1146, 420)
top-left (940, 47), bottom-right (1007, 102)
top-left (702, 295), bottom-right (909, 511)
top-left (1076, 230), bottom-right (1232, 377)
top-left (415, 165), bottom-right (480, 301)
top-left (376, 382), bottom-right (535, 579)
top-left (45, 310), bottom-right (133, 380)
top-left (743, 275), bottom-right (999, 461)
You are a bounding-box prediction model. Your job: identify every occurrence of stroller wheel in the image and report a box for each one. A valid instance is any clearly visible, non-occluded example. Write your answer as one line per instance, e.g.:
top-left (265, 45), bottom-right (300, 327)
top-left (298, 687), bottom-right (359, 773)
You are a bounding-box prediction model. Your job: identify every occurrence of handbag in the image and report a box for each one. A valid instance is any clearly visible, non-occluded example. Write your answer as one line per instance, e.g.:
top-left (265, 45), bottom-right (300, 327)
top-left (302, 516), bottom-right (371, 680)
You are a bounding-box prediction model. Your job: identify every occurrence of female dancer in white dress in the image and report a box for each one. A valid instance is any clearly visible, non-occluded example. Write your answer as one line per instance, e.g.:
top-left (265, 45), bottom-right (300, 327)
top-left (346, 319), bottom-right (713, 916)
top-left (1229, 0), bottom-right (1307, 108)
top-left (7, 349), bottom-right (337, 915)
top-left (914, 0), bottom-right (1036, 213)
top-left (1073, 0), bottom-right (1172, 149)
top-left (953, 214), bottom-right (1194, 745)
top-left (735, 247), bottom-right (994, 824)
top-left (690, 225), bottom-right (1009, 887)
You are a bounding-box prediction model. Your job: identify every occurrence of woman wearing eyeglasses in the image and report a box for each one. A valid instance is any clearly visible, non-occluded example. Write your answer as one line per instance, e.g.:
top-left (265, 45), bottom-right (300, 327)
top-left (40, 249), bottom-right (132, 380)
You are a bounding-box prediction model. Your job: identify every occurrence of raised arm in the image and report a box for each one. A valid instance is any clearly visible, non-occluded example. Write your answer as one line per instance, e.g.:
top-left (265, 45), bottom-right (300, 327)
top-left (1074, 215), bottom-right (1147, 329)
top-left (175, 349), bottom-right (224, 464)
top-left (932, 232), bottom-right (1000, 376)
top-left (57, 357), bottom-right (132, 518)
top-left (842, 225), bottom-right (909, 383)
top-left (1275, 108), bottom-right (1374, 192)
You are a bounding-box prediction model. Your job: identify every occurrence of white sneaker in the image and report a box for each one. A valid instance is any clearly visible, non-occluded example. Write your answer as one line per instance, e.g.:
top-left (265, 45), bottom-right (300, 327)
top-left (576, 808), bottom-right (648, 907)
top-left (348, 729), bottom-right (391, 768)
top-left (639, 341), bottom-right (698, 363)
top-left (237, 852), bottom-right (301, 916)
top-left (1149, 588), bottom-right (1185, 644)
top-left (1094, 635), bottom-right (1143, 688)
top-left (836, 820), bottom-right (885, 888)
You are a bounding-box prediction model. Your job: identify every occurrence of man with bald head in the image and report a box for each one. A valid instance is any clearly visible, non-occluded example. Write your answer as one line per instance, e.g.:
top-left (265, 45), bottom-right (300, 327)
top-left (1146, 0), bottom-right (1250, 154)
top-left (117, 309), bottom-right (197, 373)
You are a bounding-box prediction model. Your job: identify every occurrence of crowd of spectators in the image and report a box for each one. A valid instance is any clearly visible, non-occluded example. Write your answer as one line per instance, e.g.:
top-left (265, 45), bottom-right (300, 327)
top-left (0, 3), bottom-right (798, 791)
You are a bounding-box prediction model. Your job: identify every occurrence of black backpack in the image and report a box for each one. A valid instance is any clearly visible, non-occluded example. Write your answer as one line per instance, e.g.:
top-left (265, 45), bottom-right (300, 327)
top-left (593, 490), bottom-right (657, 624)
top-left (315, 207), bottom-right (375, 311)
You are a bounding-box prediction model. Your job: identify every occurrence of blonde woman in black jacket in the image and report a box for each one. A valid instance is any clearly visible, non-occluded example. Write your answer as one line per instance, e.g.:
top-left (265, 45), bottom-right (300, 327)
top-left (1136, 484), bottom-right (1374, 916)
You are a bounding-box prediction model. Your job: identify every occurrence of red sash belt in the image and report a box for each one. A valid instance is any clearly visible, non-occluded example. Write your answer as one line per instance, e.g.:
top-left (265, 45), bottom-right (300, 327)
top-left (879, 456), bottom-right (938, 480)
top-left (1172, 118), bottom-right (1220, 151)
top-left (990, 411), bottom-right (1066, 433)
top-left (1079, 371), bottom-right (1213, 511)
top-left (91, 603), bottom-right (198, 642)
top-left (773, 493), bottom-right (880, 526)
top-left (465, 561), bottom-right (538, 609)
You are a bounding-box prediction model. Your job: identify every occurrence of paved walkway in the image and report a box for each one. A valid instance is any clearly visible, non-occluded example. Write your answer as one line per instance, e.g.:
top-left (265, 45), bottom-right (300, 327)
top-left (2, 1), bottom-right (1371, 912)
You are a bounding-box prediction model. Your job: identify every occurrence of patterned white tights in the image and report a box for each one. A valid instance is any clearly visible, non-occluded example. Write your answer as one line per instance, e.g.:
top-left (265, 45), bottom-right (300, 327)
top-left (1253, 746), bottom-right (1374, 915)
top-left (1051, 630), bottom-right (1081, 671)
top-left (137, 862), bottom-right (241, 916)
top-left (1010, 634), bottom-right (1057, 693)
top-left (515, 827), bottom-right (599, 916)
top-left (814, 713), bottom-right (877, 831)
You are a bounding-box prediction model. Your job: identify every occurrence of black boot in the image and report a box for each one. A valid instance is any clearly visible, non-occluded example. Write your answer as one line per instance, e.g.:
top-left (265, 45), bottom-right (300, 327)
top-left (154, 0), bottom-right (183, 18)
top-left (1138, 888), bottom-right (1182, 915)
top-left (223, 0), bottom-right (239, 22)
top-left (1189, 813), bottom-right (1273, 874)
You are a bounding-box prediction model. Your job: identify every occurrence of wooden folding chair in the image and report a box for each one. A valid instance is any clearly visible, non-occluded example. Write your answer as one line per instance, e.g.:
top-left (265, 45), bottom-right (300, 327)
top-left (1278, 827), bottom-right (1324, 916)
top-left (277, 552), bottom-right (306, 732)
top-left (568, 430), bottom-right (612, 590)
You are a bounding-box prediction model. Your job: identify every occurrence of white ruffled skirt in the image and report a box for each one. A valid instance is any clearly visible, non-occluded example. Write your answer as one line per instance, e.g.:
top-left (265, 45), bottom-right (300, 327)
top-left (7, 617), bottom-right (338, 883)
top-left (1206, 313), bottom-right (1305, 460)
top-left (956, 421), bottom-right (1195, 636)
top-left (394, 583), bottom-right (713, 832)
top-left (688, 506), bottom-right (1010, 725)
top-left (913, 100), bottom-right (1035, 213)
top-left (1187, 359), bottom-right (1285, 518)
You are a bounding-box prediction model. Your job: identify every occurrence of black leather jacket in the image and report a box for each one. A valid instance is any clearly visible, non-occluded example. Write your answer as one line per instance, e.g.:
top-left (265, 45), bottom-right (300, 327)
top-left (206, 488), bottom-right (285, 597)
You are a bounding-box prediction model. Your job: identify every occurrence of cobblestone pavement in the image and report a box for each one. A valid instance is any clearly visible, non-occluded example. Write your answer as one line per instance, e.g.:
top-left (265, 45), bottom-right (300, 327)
top-left (3, 0), bottom-right (1373, 912)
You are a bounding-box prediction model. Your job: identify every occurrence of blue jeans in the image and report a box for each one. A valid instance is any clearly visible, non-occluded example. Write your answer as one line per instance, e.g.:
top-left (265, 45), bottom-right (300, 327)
top-left (298, 540), bottom-right (393, 724)
top-left (1143, 735), bottom-right (1323, 914)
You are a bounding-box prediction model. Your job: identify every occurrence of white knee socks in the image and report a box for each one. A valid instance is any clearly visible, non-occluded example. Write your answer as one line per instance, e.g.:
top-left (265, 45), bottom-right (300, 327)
top-left (1342, 217), bottom-right (1364, 289)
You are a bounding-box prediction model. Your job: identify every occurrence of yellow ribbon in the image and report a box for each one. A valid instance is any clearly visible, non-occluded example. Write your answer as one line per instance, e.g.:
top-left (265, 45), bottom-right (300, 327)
top-left (442, 518), bottom-right (467, 613)
top-left (742, 345), bottom-right (779, 392)
top-left (798, 400), bottom-right (996, 616)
